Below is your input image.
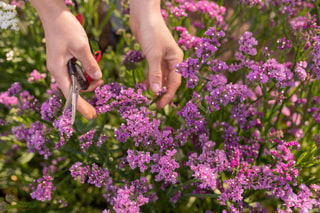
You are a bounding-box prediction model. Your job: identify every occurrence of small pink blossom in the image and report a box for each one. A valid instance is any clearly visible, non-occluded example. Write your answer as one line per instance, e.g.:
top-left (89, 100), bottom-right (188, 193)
top-left (28, 69), bottom-right (47, 82)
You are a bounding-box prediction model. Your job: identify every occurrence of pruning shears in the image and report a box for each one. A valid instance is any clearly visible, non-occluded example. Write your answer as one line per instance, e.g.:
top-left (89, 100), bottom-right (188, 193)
top-left (62, 14), bottom-right (103, 124)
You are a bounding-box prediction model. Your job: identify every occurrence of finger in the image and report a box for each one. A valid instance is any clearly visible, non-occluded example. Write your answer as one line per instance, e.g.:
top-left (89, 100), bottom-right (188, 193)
top-left (81, 79), bottom-right (104, 92)
top-left (147, 53), bottom-right (162, 93)
top-left (74, 41), bottom-right (102, 80)
top-left (156, 49), bottom-right (183, 109)
top-left (156, 70), bottom-right (181, 109)
top-left (76, 95), bottom-right (98, 120)
top-left (49, 60), bottom-right (98, 120)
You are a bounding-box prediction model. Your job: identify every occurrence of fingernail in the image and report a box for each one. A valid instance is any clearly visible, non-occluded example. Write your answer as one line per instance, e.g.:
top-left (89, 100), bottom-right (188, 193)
top-left (91, 70), bottom-right (102, 79)
top-left (152, 83), bottom-right (160, 92)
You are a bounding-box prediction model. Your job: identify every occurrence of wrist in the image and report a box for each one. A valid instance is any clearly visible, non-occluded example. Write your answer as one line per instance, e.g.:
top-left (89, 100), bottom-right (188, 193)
top-left (129, 0), bottom-right (162, 33)
top-left (30, 0), bottom-right (69, 28)
top-left (130, 0), bottom-right (161, 19)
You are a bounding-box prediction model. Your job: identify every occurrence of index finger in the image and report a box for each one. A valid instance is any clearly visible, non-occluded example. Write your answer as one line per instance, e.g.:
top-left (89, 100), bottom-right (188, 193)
top-left (50, 60), bottom-right (98, 120)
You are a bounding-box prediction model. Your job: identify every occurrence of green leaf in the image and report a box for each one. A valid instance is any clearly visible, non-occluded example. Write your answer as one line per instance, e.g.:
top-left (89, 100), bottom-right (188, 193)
top-left (182, 193), bottom-right (220, 198)
top-left (18, 152), bottom-right (35, 164)
top-left (296, 152), bottom-right (308, 165)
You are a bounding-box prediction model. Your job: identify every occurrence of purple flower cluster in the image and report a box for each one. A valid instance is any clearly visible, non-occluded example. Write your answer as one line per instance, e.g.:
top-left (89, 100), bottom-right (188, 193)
top-left (125, 150), bottom-right (151, 172)
top-left (176, 94), bottom-right (207, 133)
top-left (205, 83), bottom-right (253, 112)
top-left (176, 26), bottom-right (201, 51)
top-left (12, 121), bottom-right (51, 159)
top-left (151, 149), bottom-right (180, 184)
top-left (94, 83), bottom-right (149, 114)
top-left (53, 110), bottom-right (74, 149)
top-left (122, 50), bottom-right (145, 69)
top-left (167, 0), bottom-right (226, 25)
top-left (7, 82), bottom-right (21, 96)
top-left (30, 168), bottom-right (56, 202)
top-left (238, 31), bottom-right (258, 56)
top-left (79, 129), bottom-right (96, 152)
top-left (41, 95), bottom-right (62, 121)
top-left (175, 27), bottom-right (225, 88)
top-left (295, 61), bottom-right (308, 81)
top-left (69, 162), bottom-right (110, 187)
top-left (239, 0), bottom-right (263, 7)
top-left (311, 36), bottom-right (320, 80)
top-left (277, 37), bottom-right (292, 50)
top-left (70, 162), bottom-right (155, 212)
top-left (265, 0), bottom-right (312, 16)
top-left (111, 177), bottom-right (154, 213)
top-left (0, 91), bottom-right (18, 108)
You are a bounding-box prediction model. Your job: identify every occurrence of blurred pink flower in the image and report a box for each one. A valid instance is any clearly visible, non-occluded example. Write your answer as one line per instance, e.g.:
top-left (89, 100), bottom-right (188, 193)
top-left (28, 69), bottom-right (46, 82)
top-left (65, 0), bottom-right (74, 6)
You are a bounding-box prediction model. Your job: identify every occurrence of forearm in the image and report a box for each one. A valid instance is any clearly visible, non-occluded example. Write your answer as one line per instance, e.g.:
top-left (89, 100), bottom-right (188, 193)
top-left (29, 0), bottom-right (69, 30)
top-left (130, 0), bottom-right (161, 14)
top-left (129, 0), bottom-right (162, 36)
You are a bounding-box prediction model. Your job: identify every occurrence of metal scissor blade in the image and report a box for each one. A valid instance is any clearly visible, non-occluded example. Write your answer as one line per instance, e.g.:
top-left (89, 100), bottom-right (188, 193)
top-left (63, 87), bottom-right (73, 114)
top-left (71, 90), bottom-right (77, 125)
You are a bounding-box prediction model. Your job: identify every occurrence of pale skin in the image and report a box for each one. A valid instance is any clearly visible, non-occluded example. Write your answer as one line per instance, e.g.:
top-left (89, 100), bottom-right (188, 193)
top-left (30, 0), bottom-right (183, 120)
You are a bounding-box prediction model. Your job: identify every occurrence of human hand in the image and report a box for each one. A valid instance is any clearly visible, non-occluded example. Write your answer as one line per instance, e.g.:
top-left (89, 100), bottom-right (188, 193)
top-left (30, 0), bottom-right (103, 120)
top-left (130, 0), bottom-right (183, 109)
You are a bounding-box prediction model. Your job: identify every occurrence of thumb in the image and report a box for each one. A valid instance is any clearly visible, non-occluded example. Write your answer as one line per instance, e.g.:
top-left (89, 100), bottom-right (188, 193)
top-left (77, 49), bottom-right (102, 80)
top-left (147, 56), bottom-right (162, 93)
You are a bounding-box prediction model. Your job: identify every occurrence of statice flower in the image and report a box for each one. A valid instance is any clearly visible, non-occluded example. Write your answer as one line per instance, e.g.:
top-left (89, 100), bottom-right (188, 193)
top-left (290, 15), bottom-right (310, 32)
top-left (294, 61), bottom-right (308, 81)
top-left (191, 164), bottom-right (217, 190)
top-left (125, 150), bottom-right (151, 172)
top-left (219, 176), bottom-right (245, 204)
top-left (70, 162), bottom-right (110, 188)
top-left (176, 95), bottom-right (207, 134)
top-left (160, 9), bottom-right (168, 19)
top-left (122, 50), bottom-right (145, 70)
top-left (169, 1), bottom-right (226, 25)
top-left (311, 36), bottom-right (320, 80)
top-left (27, 121), bottom-right (51, 159)
top-left (0, 2), bottom-right (19, 30)
top-left (10, 1), bottom-right (24, 9)
top-left (65, 0), bottom-right (75, 6)
top-left (265, 0), bottom-right (310, 16)
top-left (53, 110), bottom-right (74, 149)
top-left (30, 168), bottom-right (56, 202)
top-left (263, 59), bottom-right (294, 87)
top-left (69, 162), bottom-right (89, 184)
top-left (231, 104), bottom-right (248, 128)
top-left (15, 90), bottom-right (40, 113)
top-left (239, 0), bottom-right (264, 7)
top-left (114, 107), bottom-right (160, 147)
top-left (175, 57), bottom-right (200, 88)
top-left (205, 74), bottom-right (228, 91)
top-left (95, 83), bottom-right (149, 114)
top-left (205, 83), bottom-right (253, 112)
top-left (112, 177), bottom-right (152, 213)
top-left (176, 26), bottom-right (201, 51)
top-left (78, 129), bottom-right (96, 152)
top-left (7, 82), bottom-right (21, 96)
top-left (238, 31), bottom-right (258, 56)
top-left (246, 62), bottom-right (269, 84)
top-left (196, 27), bottom-right (225, 61)
top-left (97, 134), bottom-right (107, 147)
top-left (12, 121), bottom-right (51, 159)
top-left (41, 95), bottom-right (62, 121)
top-left (28, 69), bottom-right (47, 82)
top-left (277, 37), bottom-right (292, 50)
top-left (151, 149), bottom-right (180, 184)
top-left (170, 191), bottom-right (182, 204)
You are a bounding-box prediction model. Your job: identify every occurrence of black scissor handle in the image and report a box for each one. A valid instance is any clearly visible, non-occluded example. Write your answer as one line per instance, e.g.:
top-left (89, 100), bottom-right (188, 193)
top-left (67, 58), bottom-right (89, 90)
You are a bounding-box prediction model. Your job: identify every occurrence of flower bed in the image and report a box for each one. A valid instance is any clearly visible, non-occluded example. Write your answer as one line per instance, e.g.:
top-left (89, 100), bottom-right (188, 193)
top-left (1, 0), bottom-right (320, 212)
